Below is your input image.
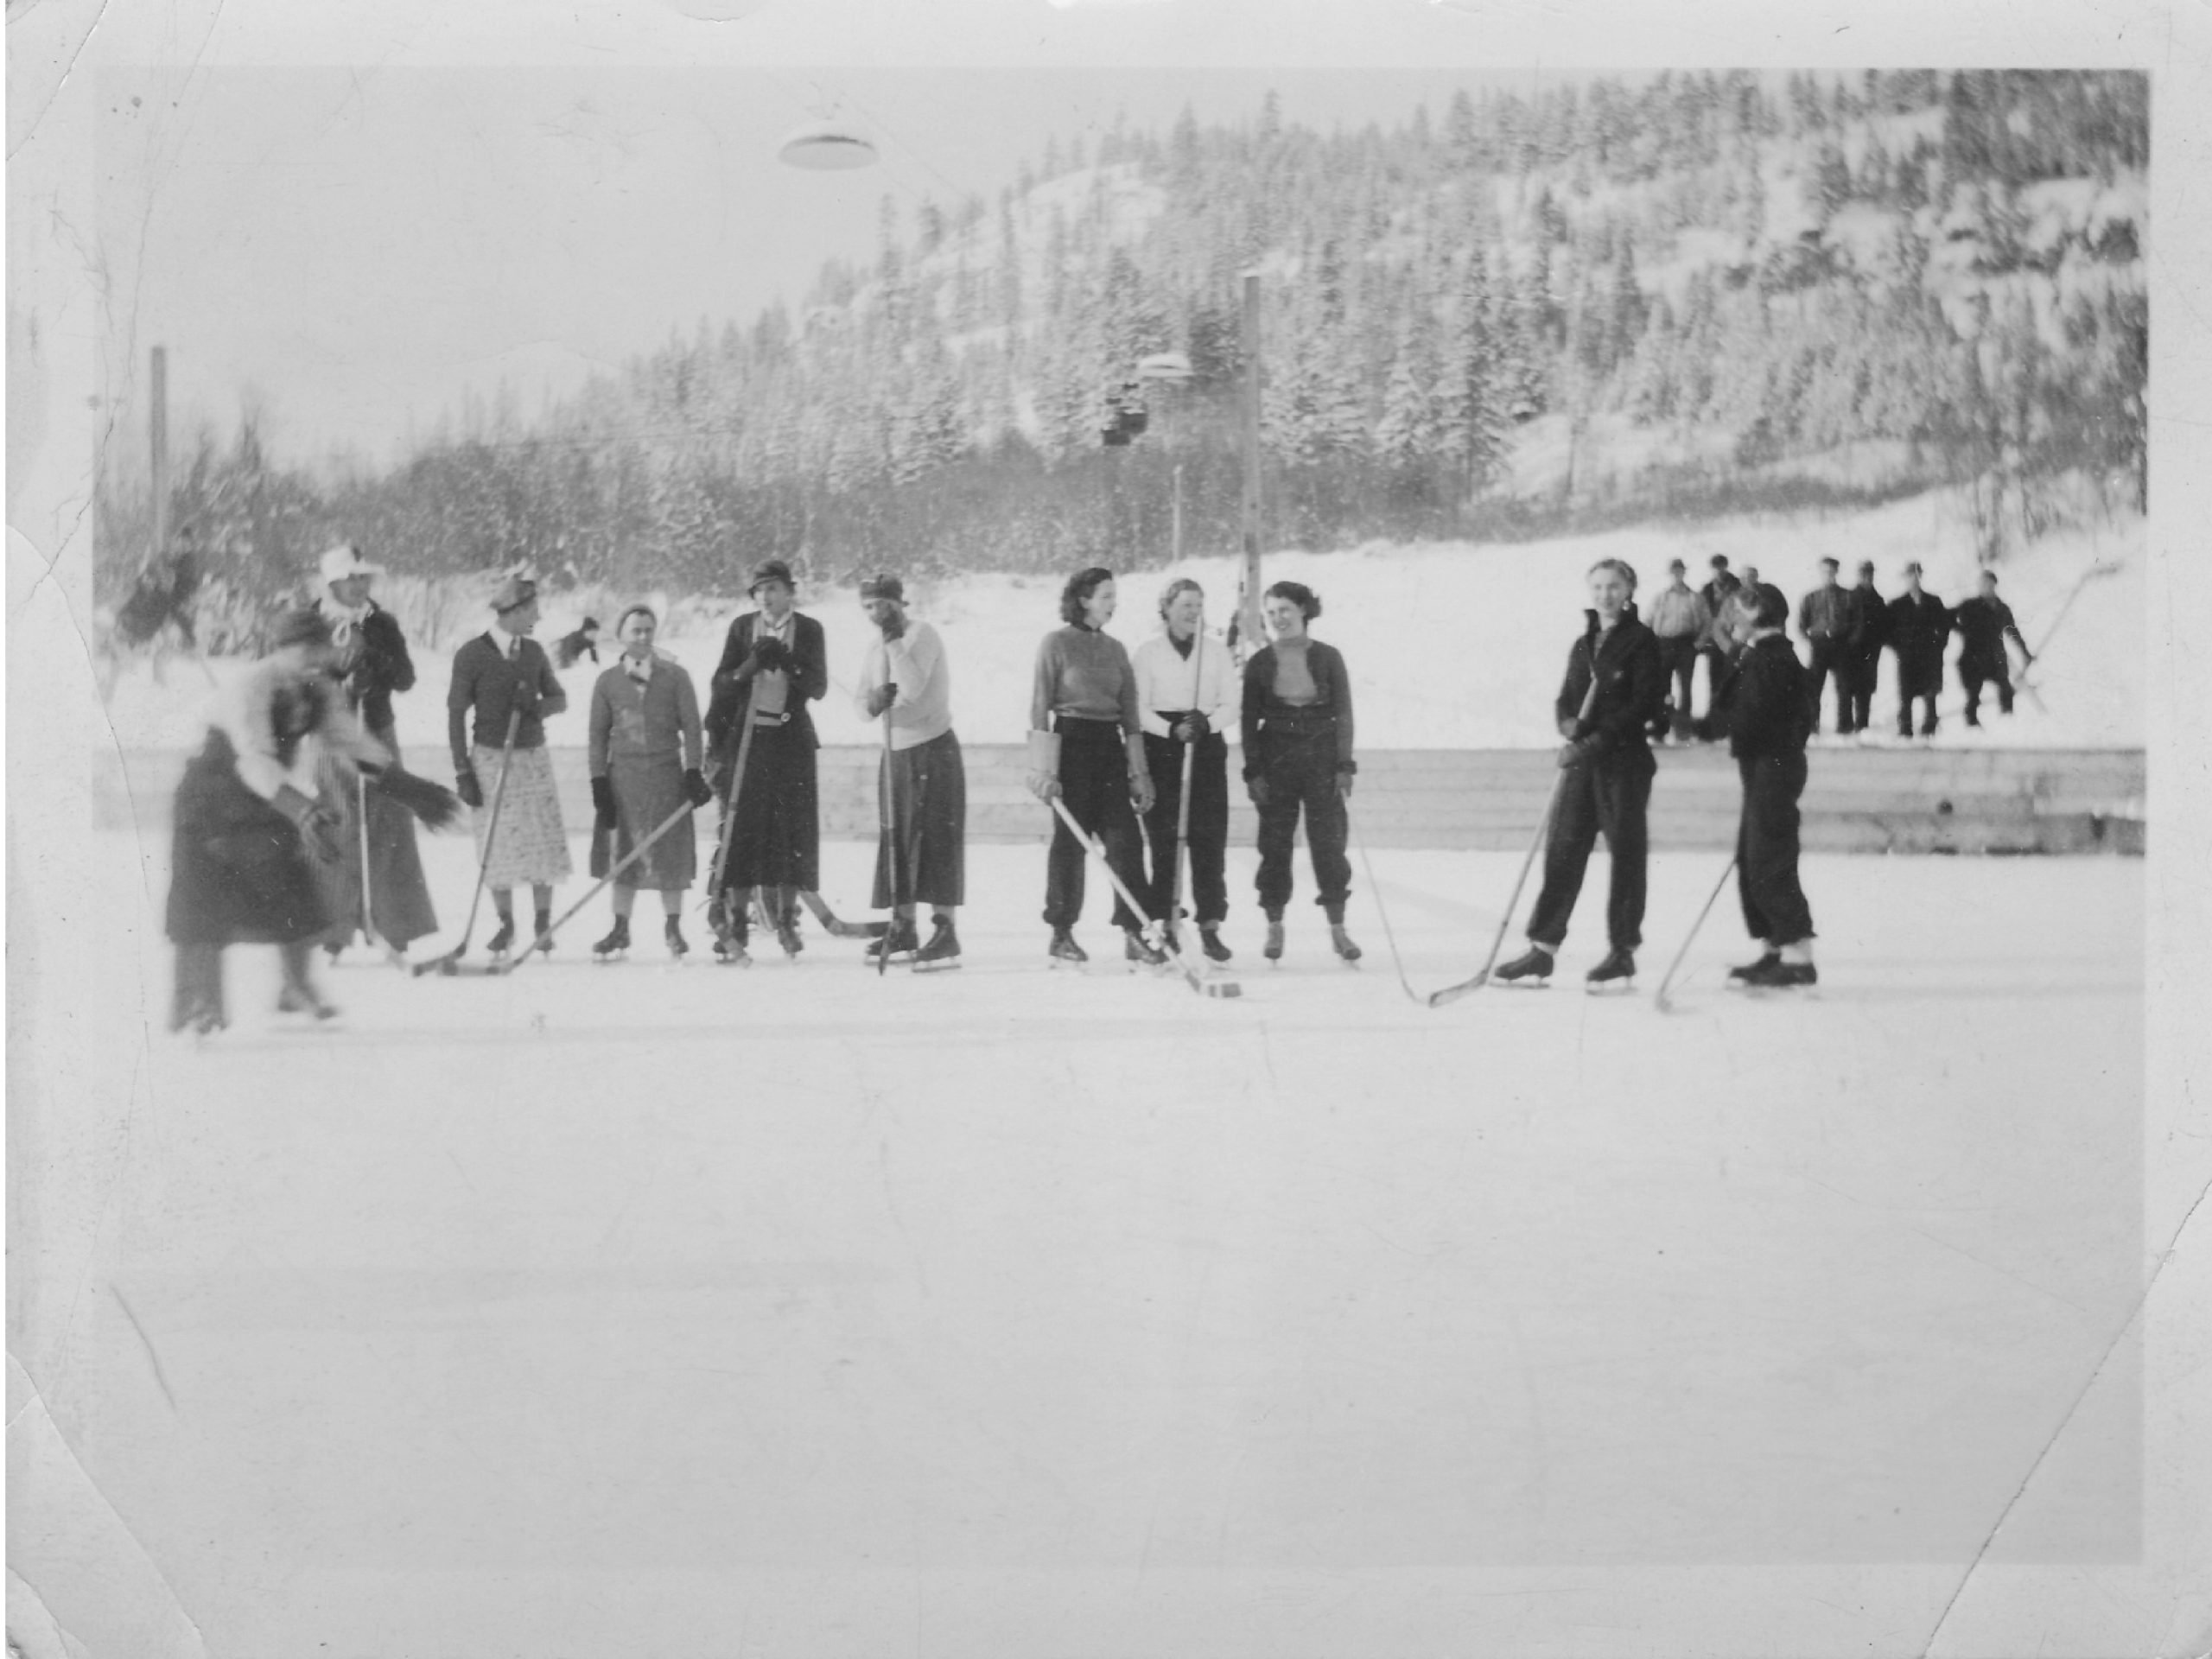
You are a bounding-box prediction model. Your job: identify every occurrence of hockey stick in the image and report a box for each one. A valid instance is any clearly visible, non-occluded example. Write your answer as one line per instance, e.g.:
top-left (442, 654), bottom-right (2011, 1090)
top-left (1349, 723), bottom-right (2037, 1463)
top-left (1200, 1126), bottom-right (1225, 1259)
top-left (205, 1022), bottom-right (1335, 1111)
top-left (1427, 670), bottom-right (1604, 1008)
top-left (702, 678), bottom-right (762, 950)
top-left (1351, 817), bottom-right (1427, 1005)
top-left (1652, 852), bottom-right (1739, 1014)
top-left (2015, 559), bottom-right (2123, 711)
top-left (1049, 795), bottom-right (1240, 1000)
top-left (796, 890), bottom-right (889, 939)
top-left (877, 706), bottom-right (899, 976)
top-left (414, 706), bottom-right (523, 976)
top-left (353, 768), bottom-right (409, 971)
top-left (1169, 733), bottom-right (1197, 949)
top-left (495, 798), bottom-right (700, 976)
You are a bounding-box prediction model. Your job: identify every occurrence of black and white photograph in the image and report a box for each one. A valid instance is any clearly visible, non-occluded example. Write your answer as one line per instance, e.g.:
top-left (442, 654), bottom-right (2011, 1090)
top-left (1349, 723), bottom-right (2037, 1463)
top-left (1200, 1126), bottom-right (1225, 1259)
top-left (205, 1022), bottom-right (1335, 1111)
top-left (8, 1), bottom-right (2209, 1653)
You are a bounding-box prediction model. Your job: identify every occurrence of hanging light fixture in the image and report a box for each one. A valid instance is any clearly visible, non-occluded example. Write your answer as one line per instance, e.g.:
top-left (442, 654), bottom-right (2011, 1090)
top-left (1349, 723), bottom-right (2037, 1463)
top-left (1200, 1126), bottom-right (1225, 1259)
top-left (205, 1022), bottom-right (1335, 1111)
top-left (778, 123), bottom-right (880, 170)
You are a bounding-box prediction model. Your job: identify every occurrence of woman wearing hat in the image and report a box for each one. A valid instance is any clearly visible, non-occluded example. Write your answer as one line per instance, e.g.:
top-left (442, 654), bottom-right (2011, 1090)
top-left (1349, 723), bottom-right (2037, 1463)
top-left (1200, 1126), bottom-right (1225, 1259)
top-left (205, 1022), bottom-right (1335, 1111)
top-left (311, 542), bottom-right (439, 958)
top-left (167, 607), bottom-right (461, 1031)
top-left (1240, 580), bottom-right (1360, 964)
top-left (1026, 566), bottom-right (1159, 966)
top-left (446, 575), bottom-right (572, 959)
top-left (1132, 576), bottom-right (1236, 962)
top-left (855, 574), bottom-right (967, 969)
top-left (586, 605), bottom-right (713, 961)
top-left (703, 558), bottom-right (828, 960)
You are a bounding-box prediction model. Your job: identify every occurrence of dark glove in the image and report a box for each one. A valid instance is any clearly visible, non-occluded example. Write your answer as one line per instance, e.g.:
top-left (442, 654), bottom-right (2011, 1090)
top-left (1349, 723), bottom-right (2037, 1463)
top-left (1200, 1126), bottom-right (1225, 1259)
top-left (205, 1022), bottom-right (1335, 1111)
top-left (1557, 737), bottom-right (1600, 770)
top-left (369, 766), bottom-right (464, 831)
top-left (1173, 711), bottom-right (1211, 742)
top-left (455, 765), bottom-right (484, 810)
top-left (754, 636), bottom-right (790, 673)
top-left (866, 683), bottom-right (898, 718)
top-left (591, 775), bottom-right (618, 830)
top-left (510, 675), bottom-right (543, 716)
top-left (273, 784), bottom-right (343, 863)
top-left (1247, 774), bottom-right (1271, 808)
top-left (683, 767), bottom-right (714, 809)
top-left (877, 613), bottom-right (906, 642)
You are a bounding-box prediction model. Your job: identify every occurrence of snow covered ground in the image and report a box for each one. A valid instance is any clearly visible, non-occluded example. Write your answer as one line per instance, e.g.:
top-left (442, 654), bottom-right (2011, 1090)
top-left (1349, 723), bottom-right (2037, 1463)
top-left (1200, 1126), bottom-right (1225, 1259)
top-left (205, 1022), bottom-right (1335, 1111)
top-left (95, 493), bottom-right (2144, 760)
top-left (10, 824), bottom-right (2146, 1656)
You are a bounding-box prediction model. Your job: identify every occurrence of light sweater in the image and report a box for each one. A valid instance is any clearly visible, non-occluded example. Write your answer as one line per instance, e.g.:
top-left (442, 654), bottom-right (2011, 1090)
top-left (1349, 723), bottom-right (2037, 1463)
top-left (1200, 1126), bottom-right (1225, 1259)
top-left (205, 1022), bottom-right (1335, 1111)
top-left (1130, 628), bottom-right (1237, 737)
top-left (854, 619), bottom-right (955, 751)
top-left (1028, 624), bottom-right (1141, 734)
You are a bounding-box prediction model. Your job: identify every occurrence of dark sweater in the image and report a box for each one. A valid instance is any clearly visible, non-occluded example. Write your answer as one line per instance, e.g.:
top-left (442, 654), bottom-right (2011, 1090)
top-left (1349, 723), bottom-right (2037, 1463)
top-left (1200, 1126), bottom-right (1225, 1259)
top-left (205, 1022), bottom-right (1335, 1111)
top-left (319, 602), bottom-right (415, 737)
top-left (447, 632), bottom-right (567, 764)
top-left (1710, 632), bottom-right (1813, 759)
top-left (1950, 594), bottom-right (2028, 669)
top-left (1554, 609), bottom-right (1666, 756)
top-left (703, 609), bottom-right (829, 755)
top-left (1241, 639), bottom-right (1356, 775)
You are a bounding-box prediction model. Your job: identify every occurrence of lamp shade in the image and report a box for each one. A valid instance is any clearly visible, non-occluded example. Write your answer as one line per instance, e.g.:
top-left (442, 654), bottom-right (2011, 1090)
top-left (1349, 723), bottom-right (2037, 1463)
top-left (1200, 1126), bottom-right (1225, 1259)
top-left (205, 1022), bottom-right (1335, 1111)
top-left (778, 124), bottom-right (880, 170)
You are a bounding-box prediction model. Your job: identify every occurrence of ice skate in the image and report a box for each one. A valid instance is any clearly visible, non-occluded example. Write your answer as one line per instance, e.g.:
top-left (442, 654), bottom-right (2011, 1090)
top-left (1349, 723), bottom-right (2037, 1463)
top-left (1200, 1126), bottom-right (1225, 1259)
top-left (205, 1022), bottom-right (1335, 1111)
top-left (1726, 949), bottom-right (1781, 985)
top-left (1492, 944), bottom-right (1554, 987)
top-left (1585, 947), bottom-right (1637, 993)
top-left (664, 918), bottom-right (689, 960)
top-left (486, 918), bottom-right (515, 962)
top-left (713, 933), bottom-right (752, 966)
top-left (1124, 929), bottom-right (1169, 971)
top-left (531, 911), bottom-right (554, 958)
top-left (1047, 927), bottom-right (1088, 968)
top-left (1731, 956), bottom-right (1819, 992)
top-left (1198, 924), bottom-right (1233, 964)
top-left (866, 917), bottom-right (921, 967)
top-left (1263, 918), bottom-right (1285, 963)
top-left (592, 917), bottom-right (631, 963)
top-left (912, 918), bottom-right (963, 973)
top-left (773, 907), bottom-right (804, 958)
top-left (1330, 924), bottom-right (1363, 966)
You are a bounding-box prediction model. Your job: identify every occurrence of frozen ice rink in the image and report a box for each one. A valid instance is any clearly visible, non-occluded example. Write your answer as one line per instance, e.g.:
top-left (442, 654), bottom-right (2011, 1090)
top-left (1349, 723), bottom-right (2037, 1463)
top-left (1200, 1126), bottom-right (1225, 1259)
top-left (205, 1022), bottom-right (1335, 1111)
top-left (9, 826), bottom-right (2150, 1656)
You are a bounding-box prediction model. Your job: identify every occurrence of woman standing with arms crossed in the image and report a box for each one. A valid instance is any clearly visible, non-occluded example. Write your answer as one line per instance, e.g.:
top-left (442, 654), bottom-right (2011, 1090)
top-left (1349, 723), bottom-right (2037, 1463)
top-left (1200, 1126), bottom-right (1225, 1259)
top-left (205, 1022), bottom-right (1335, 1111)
top-left (587, 605), bottom-right (714, 961)
top-left (1132, 576), bottom-right (1237, 963)
top-left (1240, 580), bottom-right (1360, 965)
top-left (1025, 566), bottom-right (1160, 967)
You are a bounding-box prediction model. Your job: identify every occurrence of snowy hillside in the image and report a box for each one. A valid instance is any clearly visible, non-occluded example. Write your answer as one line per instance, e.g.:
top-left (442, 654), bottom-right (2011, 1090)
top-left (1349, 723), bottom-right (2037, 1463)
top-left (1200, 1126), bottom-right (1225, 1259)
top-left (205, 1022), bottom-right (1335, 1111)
top-left (100, 493), bottom-right (2142, 759)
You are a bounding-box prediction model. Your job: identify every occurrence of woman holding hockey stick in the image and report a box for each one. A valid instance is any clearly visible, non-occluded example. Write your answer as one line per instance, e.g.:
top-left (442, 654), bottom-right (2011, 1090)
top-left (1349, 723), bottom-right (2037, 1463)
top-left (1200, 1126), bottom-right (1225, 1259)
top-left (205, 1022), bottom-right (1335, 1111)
top-left (586, 605), bottom-right (714, 962)
top-left (1240, 580), bottom-right (1360, 965)
top-left (1494, 557), bottom-right (1667, 991)
top-left (1026, 566), bottom-right (1160, 967)
top-left (1133, 577), bottom-right (1237, 963)
top-left (167, 607), bottom-right (460, 1032)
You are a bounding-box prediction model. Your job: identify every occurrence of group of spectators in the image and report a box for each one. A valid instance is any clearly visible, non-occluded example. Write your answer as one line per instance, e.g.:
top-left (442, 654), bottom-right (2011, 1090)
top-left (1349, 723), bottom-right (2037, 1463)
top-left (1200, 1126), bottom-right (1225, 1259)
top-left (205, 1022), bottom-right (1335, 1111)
top-left (1647, 554), bottom-right (2036, 742)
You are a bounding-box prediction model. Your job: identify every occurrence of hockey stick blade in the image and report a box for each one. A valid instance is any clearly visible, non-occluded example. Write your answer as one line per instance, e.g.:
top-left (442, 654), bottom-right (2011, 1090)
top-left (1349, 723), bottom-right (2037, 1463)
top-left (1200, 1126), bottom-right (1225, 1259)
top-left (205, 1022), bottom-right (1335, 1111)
top-left (797, 890), bottom-right (890, 939)
top-left (1426, 972), bottom-right (1486, 1007)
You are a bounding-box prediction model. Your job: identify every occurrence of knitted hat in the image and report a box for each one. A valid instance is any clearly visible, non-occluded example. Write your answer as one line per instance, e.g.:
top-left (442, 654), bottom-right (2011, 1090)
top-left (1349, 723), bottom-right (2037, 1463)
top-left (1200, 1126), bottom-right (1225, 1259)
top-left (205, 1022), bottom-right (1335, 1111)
top-left (748, 558), bottom-right (796, 594)
top-left (859, 573), bottom-right (905, 603)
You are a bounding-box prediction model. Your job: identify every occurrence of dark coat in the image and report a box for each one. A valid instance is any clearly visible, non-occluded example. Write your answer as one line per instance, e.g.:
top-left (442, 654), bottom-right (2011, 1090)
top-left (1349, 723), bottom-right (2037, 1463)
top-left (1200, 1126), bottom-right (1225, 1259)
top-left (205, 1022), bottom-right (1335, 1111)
top-left (320, 601), bottom-right (416, 737)
top-left (1847, 583), bottom-right (1891, 655)
top-left (1239, 639), bottom-right (1357, 778)
top-left (704, 610), bottom-right (828, 762)
top-left (1951, 594), bottom-right (2028, 671)
top-left (1707, 632), bottom-right (1813, 760)
top-left (1886, 589), bottom-right (1952, 690)
top-left (1555, 609), bottom-right (1667, 760)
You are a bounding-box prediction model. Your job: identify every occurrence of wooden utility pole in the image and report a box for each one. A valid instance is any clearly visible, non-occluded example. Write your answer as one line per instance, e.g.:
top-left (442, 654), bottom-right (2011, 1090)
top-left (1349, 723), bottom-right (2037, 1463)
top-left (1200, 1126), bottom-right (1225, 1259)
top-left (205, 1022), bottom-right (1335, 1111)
top-left (150, 346), bottom-right (170, 561)
top-left (1237, 272), bottom-right (1264, 655)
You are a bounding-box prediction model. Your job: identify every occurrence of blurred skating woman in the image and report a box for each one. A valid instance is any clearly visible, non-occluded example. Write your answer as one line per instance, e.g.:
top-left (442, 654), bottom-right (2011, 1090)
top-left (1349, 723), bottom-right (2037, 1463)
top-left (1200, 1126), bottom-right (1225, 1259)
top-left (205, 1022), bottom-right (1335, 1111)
top-left (586, 606), bottom-right (713, 961)
top-left (168, 607), bottom-right (459, 1031)
top-left (1025, 566), bottom-right (1160, 966)
top-left (1239, 580), bottom-right (1360, 965)
top-left (1131, 576), bottom-right (1237, 963)
top-left (1495, 557), bottom-right (1666, 990)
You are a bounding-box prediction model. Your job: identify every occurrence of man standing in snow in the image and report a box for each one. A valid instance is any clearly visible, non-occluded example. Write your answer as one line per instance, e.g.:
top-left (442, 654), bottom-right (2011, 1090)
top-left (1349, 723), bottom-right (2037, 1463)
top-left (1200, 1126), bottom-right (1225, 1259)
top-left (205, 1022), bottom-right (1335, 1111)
top-left (1695, 554), bottom-right (1743, 716)
top-left (1950, 569), bottom-right (2035, 728)
top-left (1796, 556), bottom-right (1855, 736)
top-left (1842, 559), bottom-right (1890, 739)
top-left (1886, 562), bottom-right (1951, 740)
top-left (1648, 558), bottom-right (1712, 742)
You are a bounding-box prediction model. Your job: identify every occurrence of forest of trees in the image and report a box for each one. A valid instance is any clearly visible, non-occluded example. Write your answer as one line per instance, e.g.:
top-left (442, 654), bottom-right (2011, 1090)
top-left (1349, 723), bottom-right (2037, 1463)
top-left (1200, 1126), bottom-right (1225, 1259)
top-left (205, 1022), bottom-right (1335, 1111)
top-left (97, 68), bottom-right (2148, 613)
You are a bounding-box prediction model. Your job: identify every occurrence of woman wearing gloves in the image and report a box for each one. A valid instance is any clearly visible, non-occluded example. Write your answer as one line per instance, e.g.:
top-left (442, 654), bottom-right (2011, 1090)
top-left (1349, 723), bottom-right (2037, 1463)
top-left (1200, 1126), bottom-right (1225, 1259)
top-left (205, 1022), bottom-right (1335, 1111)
top-left (1026, 566), bottom-right (1160, 967)
top-left (586, 605), bottom-right (712, 961)
top-left (1494, 557), bottom-right (1667, 990)
top-left (1131, 576), bottom-right (1236, 963)
top-left (168, 607), bottom-right (459, 1031)
top-left (447, 575), bottom-right (571, 960)
top-left (1240, 580), bottom-right (1360, 964)
top-left (702, 558), bottom-right (828, 961)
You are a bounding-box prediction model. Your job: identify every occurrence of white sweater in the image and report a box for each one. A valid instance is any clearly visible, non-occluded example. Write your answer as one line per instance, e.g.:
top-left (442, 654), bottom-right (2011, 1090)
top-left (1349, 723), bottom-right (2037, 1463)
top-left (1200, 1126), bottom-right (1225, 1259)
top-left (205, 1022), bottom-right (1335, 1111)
top-left (1130, 628), bottom-right (1236, 739)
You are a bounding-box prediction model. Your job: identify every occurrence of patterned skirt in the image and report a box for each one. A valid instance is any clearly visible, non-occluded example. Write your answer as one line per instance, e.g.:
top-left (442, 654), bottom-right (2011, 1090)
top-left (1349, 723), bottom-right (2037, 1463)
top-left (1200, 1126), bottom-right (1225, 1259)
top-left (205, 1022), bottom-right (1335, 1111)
top-left (593, 752), bottom-right (696, 891)
top-left (471, 742), bottom-right (573, 888)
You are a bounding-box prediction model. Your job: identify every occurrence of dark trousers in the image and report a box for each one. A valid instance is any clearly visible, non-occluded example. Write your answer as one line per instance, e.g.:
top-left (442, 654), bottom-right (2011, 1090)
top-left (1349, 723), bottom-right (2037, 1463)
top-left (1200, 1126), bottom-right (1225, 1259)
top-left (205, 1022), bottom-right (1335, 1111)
top-left (1736, 753), bottom-right (1815, 946)
top-left (1806, 638), bottom-right (1852, 732)
top-left (1896, 671), bottom-right (1941, 737)
top-left (1657, 637), bottom-right (1698, 729)
top-left (1253, 731), bottom-right (1351, 920)
top-left (1845, 649), bottom-right (1881, 734)
top-left (1525, 747), bottom-right (1654, 951)
top-left (873, 729), bottom-right (966, 909)
top-left (1044, 717), bottom-right (1146, 931)
top-left (1960, 662), bottom-right (2013, 724)
top-left (1141, 728), bottom-right (1230, 927)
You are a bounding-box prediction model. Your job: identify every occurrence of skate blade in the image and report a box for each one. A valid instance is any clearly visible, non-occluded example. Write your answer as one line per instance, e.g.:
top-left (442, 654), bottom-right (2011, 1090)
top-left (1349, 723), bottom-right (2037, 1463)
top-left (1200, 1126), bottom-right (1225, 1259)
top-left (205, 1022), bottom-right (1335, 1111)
top-left (1585, 980), bottom-right (1637, 995)
top-left (912, 957), bottom-right (962, 974)
top-left (1494, 979), bottom-right (1552, 990)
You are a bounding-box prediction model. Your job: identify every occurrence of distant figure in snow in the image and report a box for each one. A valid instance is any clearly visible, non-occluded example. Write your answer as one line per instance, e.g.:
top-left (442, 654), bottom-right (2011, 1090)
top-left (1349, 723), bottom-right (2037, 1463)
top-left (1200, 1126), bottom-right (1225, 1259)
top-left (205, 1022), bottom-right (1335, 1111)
top-left (586, 605), bottom-right (709, 962)
top-left (99, 524), bottom-right (207, 699)
top-left (1797, 556), bottom-right (1854, 735)
top-left (1646, 557), bottom-right (1712, 742)
top-left (1134, 576), bottom-right (1238, 963)
top-left (1885, 562), bottom-right (1951, 740)
top-left (1950, 569), bottom-right (2034, 728)
top-left (1240, 579), bottom-right (1361, 966)
top-left (1843, 559), bottom-right (1891, 740)
top-left (1695, 553), bottom-right (1743, 716)
top-left (1493, 558), bottom-right (1666, 992)
top-left (1700, 582), bottom-right (1819, 989)
top-left (555, 617), bottom-right (601, 671)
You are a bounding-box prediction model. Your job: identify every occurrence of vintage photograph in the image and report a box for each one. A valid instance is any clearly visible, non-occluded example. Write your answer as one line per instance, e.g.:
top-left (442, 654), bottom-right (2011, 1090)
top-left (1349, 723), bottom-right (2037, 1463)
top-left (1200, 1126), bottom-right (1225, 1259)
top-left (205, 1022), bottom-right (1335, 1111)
top-left (8, 2), bottom-right (2206, 1654)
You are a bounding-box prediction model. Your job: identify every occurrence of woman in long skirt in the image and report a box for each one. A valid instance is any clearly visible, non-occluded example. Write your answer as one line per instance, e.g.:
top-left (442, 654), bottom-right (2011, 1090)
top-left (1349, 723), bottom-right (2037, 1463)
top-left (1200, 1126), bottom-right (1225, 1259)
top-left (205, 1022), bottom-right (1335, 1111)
top-left (1025, 566), bottom-right (1159, 967)
top-left (587, 605), bottom-right (712, 961)
top-left (312, 542), bottom-right (439, 957)
top-left (168, 607), bottom-right (458, 1030)
top-left (1493, 557), bottom-right (1667, 990)
top-left (1132, 576), bottom-right (1236, 963)
top-left (703, 558), bottom-right (826, 962)
top-left (1239, 580), bottom-right (1360, 964)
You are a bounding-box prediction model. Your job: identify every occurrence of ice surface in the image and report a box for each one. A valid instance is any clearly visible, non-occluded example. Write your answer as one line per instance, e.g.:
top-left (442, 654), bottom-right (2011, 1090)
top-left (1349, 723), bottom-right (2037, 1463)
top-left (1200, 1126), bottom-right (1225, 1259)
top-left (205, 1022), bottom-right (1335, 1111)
top-left (20, 823), bottom-right (2145, 1655)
